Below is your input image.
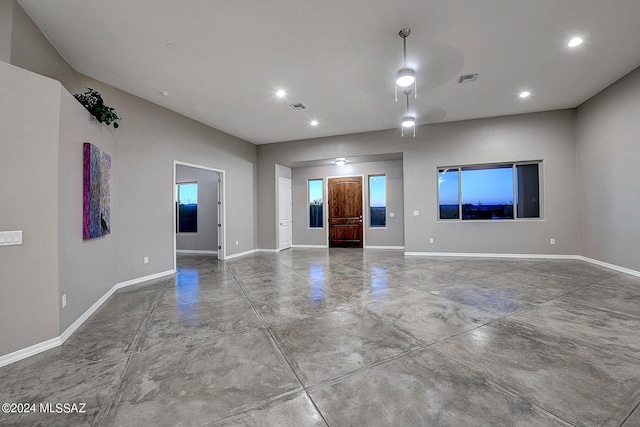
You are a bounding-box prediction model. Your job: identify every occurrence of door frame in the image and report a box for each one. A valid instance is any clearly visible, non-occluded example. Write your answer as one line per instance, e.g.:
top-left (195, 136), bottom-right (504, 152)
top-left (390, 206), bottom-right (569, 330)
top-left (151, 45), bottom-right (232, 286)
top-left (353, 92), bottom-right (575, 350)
top-left (277, 176), bottom-right (292, 250)
top-left (325, 174), bottom-right (365, 248)
top-left (173, 161), bottom-right (226, 271)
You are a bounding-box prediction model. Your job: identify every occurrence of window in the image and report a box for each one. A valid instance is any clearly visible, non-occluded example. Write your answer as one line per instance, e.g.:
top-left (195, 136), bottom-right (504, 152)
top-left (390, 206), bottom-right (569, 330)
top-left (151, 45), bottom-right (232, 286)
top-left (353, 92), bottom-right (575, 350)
top-left (369, 175), bottom-right (386, 227)
top-left (176, 182), bottom-right (198, 232)
top-left (438, 162), bottom-right (541, 220)
top-left (308, 179), bottom-right (323, 228)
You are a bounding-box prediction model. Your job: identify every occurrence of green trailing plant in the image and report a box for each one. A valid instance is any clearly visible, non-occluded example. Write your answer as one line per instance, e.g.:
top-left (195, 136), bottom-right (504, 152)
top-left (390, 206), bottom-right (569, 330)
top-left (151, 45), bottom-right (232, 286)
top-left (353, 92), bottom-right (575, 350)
top-left (73, 88), bottom-right (121, 128)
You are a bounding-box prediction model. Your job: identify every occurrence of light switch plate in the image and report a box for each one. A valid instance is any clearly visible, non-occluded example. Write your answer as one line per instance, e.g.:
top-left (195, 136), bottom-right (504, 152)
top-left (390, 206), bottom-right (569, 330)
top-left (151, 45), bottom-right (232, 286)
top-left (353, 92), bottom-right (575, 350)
top-left (0, 231), bottom-right (22, 246)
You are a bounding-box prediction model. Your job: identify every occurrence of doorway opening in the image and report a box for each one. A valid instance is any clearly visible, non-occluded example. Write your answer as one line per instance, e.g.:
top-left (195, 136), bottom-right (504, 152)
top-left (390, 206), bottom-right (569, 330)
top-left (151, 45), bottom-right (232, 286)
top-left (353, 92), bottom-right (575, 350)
top-left (327, 176), bottom-right (364, 248)
top-left (173, 161), bottom-right (225, 271)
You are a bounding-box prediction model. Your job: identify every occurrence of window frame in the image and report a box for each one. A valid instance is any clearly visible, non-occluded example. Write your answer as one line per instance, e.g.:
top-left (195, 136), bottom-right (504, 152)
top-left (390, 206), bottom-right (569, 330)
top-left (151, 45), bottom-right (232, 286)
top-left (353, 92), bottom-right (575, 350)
top-left (368, 174), bottom-right (387, 228)
top-left (437, 161), bottom-right (543, 222)
top-left (308, 178), bottom-right (324, 229)
top-left (176, 181), bottom-right (198, 233)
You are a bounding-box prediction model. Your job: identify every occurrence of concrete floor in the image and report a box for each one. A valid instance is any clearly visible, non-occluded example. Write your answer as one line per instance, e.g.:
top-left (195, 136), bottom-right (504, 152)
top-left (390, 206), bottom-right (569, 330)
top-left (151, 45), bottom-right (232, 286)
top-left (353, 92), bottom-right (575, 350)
top-left (1, 249), bottom-right (639, 426)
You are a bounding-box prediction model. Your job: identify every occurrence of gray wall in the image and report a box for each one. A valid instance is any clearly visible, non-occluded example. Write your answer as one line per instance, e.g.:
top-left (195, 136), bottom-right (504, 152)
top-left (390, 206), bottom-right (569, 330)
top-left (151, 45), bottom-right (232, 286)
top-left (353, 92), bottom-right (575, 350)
top-left (576, 66), bottom-right (640, 272)
top-left (176, 165), bottom-right (219, 252)
top-left (9, 0), bottom-right (78, 90)
top-left (0, 0), bottom-right (12, 62)
top-left (0, 62), bottom-right (61, 355)
top-left (1, 4), bottom-right (258, 358)
top-left (291, 160), bottom-right (404, 247)
top-left (57, 87), bottom-right (119, 333)
top-left (259, 109), bottom-right (579, 255)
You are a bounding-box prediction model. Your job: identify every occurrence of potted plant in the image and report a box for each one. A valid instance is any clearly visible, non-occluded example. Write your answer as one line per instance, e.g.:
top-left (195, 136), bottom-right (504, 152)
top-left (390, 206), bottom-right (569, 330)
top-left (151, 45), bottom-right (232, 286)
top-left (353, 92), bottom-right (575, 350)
top-left (73, 88), bottom-right (121, 128)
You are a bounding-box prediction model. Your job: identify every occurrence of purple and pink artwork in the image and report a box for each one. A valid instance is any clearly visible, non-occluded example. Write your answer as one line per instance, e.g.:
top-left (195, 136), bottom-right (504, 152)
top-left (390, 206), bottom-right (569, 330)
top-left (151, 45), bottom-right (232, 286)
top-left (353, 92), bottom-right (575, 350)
top-left (83, 143), bottom-right (111, 239)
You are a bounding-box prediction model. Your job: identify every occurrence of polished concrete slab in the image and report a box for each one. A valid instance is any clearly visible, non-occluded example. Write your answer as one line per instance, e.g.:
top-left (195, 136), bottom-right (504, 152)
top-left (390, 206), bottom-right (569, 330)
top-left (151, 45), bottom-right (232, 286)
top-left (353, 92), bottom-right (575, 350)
top-left (1, 249), bottom-right (638, 426)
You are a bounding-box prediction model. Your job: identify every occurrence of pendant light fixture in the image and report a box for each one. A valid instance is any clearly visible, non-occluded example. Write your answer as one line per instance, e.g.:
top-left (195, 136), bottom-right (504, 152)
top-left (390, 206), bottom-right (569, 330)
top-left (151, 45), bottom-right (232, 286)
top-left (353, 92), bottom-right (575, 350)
top-left (396, 28), bottom-right (416, 102)
top-left (401, 89), bottom-right (415, 137)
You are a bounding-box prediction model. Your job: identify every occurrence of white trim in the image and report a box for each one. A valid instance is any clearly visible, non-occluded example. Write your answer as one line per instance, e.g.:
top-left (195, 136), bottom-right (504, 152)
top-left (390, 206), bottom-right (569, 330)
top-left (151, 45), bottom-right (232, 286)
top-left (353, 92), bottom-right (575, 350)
top-left (578, 256), bottom-right (640, 278)
top-left (176, 250), bottom-right (218, 255)
top-left (292, 244), bottom-right (328, 249)
top-left (226, 249), bottom-right (259, 259)
top-left (0, 269), bottom-right (174, 368)
top-left (258, 248), bottom-right (280, 253)
top-left (0, 337), bottom-right (61, 368)
top-left (404, 252), bottom-right (579, 259)
top-left (366, 246), bottom-right (405, 250)
top-left (114, 270), bottom-right (175, 290)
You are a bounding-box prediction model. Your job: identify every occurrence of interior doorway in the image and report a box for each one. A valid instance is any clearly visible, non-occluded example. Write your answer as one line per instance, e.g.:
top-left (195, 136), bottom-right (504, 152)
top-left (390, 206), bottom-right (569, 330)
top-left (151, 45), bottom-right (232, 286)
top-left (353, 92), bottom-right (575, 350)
top-left (173, 161), bottom-right (225, 270)
top-left (327, 176), bottom-right (363, 248)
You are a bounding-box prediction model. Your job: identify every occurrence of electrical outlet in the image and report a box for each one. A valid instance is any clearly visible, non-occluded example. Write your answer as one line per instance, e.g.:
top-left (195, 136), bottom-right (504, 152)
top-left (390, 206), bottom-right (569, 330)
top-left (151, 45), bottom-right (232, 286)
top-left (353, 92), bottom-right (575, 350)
top-left (62, 294), bottom-right (67, 308)
top-left (144, 256), bottom-right (149, 264)
top-left (413, 211), bottom-right (419, 216)
top-left (429, 238), bottom-right (434, 244)
top-left (550, 238), bottom-right (556, 245)
top-left (389, 212), bottom-right (395, 218)
top-left (235, 241), bottom-right (239, 246)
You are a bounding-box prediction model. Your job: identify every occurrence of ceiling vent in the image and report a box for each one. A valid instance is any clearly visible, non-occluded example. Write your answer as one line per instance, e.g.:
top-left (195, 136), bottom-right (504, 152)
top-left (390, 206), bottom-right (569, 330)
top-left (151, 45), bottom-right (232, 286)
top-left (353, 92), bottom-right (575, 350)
top-left (289, 103), bottom-right (307, 110)
top-left (458, 74), bottom-right (479, 84)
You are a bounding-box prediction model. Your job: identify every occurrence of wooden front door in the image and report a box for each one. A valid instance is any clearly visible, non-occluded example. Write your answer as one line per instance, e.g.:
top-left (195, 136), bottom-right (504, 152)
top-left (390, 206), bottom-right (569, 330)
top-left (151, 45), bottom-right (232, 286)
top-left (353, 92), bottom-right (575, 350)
top-left (328, 177), bottom-right (363, 248)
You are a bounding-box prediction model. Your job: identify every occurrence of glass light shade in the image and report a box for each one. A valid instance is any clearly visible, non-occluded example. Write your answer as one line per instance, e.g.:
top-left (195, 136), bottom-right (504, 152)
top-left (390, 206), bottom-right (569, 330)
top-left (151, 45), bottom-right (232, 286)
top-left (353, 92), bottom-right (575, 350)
top-left (334, 158), bottom-right (346, 166)
top-left (402, 116), bottom-right (415, 127)
top-left (396, 68), bottom-right (416, 87)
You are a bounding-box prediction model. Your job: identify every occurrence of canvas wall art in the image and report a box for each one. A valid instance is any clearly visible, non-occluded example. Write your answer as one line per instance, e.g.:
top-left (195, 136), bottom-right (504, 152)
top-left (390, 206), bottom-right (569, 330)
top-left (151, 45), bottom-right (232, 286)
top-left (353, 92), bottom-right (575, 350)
top-left (83, 143), bottom-right (111, 239)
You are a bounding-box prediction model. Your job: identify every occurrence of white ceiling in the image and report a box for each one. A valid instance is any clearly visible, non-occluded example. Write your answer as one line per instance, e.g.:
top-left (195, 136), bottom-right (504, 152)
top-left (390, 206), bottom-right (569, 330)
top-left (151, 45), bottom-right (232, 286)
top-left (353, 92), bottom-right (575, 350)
top-left (17, 0), bottom-right (640, 145)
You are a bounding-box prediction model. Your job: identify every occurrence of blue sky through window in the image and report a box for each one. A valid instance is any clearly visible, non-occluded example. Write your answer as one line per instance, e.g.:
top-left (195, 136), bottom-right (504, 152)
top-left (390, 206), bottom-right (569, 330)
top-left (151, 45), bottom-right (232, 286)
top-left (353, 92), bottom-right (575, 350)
top-left (309, 179), bottom-right (322, 204)
top-left (178, 183), bottom-right (198, 205)
top-left (461, 167), bottom-right (513, 205)
top-left (369, 175), bottom-right (386, 207)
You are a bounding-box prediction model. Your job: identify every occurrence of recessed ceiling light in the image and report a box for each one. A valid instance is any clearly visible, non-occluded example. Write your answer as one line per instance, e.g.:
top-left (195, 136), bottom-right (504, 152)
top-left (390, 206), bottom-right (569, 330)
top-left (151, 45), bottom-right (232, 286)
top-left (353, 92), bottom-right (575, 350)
top-left (334, 158), bottom-right (346, 166)
top-left (310, 120), bottom-right (318, 126)
top-left (166, 43), bottom-right (175, 49)
top-left (160, 91), bottom-right (169, 96)
top-left (519, 91), bottom-right (530, 98)
top-left (568, 37), bottom-right (583, 47)
top-left (276, 90), bottom-right (286, 97)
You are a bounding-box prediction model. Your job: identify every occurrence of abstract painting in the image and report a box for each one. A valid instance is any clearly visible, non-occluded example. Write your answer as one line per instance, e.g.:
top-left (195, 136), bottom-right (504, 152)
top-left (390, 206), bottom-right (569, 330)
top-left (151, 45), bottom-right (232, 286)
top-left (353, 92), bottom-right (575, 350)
top-left (83, 143), bottom-right (111, 239)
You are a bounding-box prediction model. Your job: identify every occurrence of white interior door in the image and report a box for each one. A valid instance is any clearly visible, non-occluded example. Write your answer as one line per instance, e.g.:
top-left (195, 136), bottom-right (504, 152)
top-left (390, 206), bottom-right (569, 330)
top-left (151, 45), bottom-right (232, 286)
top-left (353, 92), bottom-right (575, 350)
top-left (278, 177), bottom-right (292, 250)
top-left (216, 173), bottom-right (224, 260)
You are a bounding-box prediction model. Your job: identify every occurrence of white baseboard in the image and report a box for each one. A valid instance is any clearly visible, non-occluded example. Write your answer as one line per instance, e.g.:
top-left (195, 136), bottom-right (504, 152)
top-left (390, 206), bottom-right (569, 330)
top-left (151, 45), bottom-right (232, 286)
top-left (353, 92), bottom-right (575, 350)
top-left (226, 249), bottom-right (259, 259)
top-left (404, 251), bottom-right (579, 260)
top-left (176, 250), bottom-right (218, 255)
top-left (579, 256), bottom-right (640, 277)
top-left (0, 269), bottom-right (174, 369)
top-left (0, 337), bottom-right (62, 369)
top-left (114, 270), bottom-right (175, 291)
top-left (366, 246), bottom-right (405, 250)
top-left (292, 244), bottom-right (328, 249)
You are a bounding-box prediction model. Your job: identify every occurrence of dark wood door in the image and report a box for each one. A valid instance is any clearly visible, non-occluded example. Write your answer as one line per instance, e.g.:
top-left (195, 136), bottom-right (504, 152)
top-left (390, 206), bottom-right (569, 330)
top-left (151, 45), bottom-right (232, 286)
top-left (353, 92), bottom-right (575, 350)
top-left (328, 177), bottom-right (363, 248)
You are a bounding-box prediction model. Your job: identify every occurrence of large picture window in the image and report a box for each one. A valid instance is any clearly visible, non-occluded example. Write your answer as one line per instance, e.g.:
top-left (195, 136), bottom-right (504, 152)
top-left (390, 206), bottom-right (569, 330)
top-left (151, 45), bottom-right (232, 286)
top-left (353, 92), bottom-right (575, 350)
top-left (438, 162), bottom-right (541, 220)
top-left (308, 179), bottom-right (323, 228)
top-left (369, 175), bottom-right (386, 227)
top-left (176, 182), bottom-right (198, 232)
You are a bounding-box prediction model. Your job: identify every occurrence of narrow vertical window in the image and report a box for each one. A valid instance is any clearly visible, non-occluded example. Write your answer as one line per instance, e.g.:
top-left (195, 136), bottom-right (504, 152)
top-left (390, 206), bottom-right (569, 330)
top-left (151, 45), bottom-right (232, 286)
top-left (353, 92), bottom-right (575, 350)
top-left (308, 179), bottom-right (323, 228)
top-left (438, 168), bottom-right (460, 219)
top-left (369, 175), bottom-right (386, 227)
top-left (176, 182), bottom-right (198, 233)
